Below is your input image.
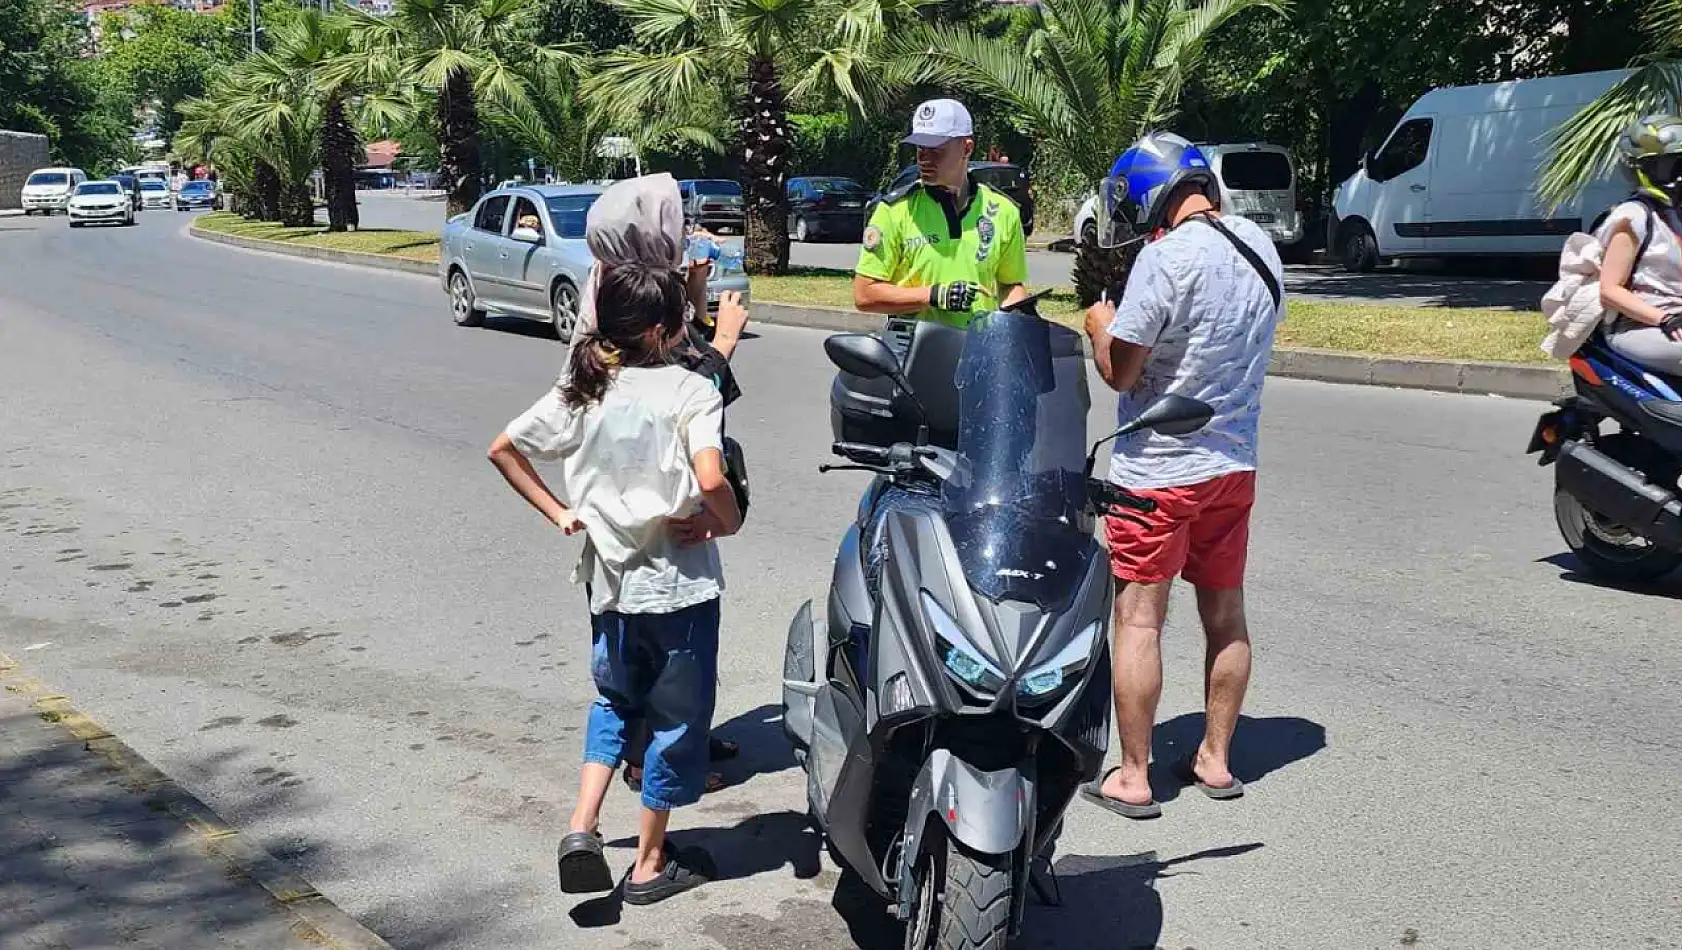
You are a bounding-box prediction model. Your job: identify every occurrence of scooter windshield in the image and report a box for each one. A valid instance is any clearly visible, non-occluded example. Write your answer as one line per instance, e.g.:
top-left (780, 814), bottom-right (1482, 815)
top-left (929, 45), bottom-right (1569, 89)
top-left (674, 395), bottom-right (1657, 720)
top-left (941, 311), bottom-right (1093, 606)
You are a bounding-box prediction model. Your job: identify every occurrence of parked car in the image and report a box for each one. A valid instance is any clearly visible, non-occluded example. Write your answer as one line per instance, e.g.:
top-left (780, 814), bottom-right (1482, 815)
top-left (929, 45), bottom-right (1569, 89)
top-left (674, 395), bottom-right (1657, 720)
top-left (175, 180), bottom-right (218, 211)
top-left (66, 180), bottom-right (136, 228)
top-left (1330, 68), bottom-right (1630, 273)
top-left (440, 184), bottom-right (750, 343)
top-left (20, 167), bottom-right (88, 215)
top-left (1073, 141), bottom-right (1307, 258)
top-left (785, 176), bottom-right (870, 242)
top-left (678, 179), bottom-right (746, 234)
top-left (867, 161), bottom-right (1035, 236)
top-left (138, 179), bottom-right (171, 210)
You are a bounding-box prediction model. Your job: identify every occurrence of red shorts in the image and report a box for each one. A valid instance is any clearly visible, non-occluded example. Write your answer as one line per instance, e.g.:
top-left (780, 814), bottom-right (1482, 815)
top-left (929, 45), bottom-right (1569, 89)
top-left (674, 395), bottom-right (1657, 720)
top-left (1103, 471), bottom-right (1256, 589)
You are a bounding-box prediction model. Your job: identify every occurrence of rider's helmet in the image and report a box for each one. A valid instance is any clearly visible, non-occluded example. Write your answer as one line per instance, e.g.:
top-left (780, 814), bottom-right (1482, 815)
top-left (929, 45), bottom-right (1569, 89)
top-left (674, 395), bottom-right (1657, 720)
top-left (1619, 114), bottom-right (1682, 207)
top-left (1095, 131), bottom-right (1220, 248)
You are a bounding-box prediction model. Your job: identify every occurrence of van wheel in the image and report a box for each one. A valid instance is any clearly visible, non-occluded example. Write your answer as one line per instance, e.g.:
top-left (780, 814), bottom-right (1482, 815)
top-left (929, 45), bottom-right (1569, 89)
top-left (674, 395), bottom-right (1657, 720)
top-left (1341, 224), bottom-right (1378, 273)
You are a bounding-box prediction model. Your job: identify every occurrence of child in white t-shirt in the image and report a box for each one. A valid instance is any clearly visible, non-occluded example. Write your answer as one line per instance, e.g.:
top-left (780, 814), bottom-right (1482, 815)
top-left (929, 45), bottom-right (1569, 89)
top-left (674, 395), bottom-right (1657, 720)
top-left (486, 263), bottom-right (742, 906)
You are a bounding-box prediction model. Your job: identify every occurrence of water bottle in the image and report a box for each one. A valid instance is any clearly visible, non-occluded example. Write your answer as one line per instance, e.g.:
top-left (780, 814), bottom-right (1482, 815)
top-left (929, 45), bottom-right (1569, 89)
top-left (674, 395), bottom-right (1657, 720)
top-left (687, 233), bottom-right (717, 265)
top-left (716, 241), bottom-right (744, 275)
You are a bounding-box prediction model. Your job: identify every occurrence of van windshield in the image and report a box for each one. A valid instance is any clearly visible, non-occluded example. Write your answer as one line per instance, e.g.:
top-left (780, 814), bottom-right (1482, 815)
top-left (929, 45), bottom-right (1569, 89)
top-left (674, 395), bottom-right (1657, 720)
top-left (27, 172), bottom-right (68, 187)
top-left (1220, 152), bottom-right (1292, 191)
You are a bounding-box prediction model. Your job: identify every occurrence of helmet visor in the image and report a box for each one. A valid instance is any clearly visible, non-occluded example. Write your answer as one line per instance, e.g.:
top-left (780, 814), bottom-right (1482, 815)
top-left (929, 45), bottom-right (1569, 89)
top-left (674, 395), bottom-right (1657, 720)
top-left (1095, 176), bottom-right (1138, 249)
top-left (1644, 154), bottom-right (1682, 187)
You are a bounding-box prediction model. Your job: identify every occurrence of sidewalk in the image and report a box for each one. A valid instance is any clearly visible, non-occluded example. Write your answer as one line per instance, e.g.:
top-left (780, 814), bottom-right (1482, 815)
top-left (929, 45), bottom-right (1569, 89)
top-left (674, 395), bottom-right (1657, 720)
top-left (0, 656), bottom-right (387, 949)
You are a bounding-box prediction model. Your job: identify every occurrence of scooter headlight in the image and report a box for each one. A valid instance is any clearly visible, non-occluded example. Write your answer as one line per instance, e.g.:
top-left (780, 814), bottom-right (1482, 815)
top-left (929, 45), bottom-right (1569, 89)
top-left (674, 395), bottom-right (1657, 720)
top-left (920, 591), bottom-right (1005, 694)
top-left (1017, 622), bottom-right (1100, 702)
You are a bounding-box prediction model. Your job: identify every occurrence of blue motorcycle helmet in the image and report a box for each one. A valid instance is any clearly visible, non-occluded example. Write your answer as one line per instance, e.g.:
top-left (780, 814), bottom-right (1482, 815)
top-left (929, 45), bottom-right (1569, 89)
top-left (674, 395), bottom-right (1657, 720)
top-left (1095, 131), bottom-right (1220, 248)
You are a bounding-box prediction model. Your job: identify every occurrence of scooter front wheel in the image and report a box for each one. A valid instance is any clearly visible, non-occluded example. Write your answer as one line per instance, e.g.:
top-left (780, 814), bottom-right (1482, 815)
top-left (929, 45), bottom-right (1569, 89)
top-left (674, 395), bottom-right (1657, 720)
top-left (902, 830), bottom-right (1011, 950)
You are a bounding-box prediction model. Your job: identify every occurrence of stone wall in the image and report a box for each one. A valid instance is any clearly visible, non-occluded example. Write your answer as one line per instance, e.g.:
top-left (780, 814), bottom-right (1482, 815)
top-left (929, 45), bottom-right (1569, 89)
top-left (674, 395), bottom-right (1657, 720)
top-left (0, 131), bottom-right (52, 211)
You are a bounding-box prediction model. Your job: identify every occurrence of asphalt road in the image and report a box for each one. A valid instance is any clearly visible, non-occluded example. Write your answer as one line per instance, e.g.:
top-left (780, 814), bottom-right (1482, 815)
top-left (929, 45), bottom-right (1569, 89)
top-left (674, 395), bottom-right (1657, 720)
top-left (343, 190), bottom-right (1551, 310)
top-left (1, 211), bottom-right (1678, 950)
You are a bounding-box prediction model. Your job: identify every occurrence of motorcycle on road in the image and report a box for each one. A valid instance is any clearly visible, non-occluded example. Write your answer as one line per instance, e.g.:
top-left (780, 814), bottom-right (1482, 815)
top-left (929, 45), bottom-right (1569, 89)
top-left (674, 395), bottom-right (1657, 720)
top-left (781, 305), bottom-right (1212, 949)
top-left (1528, 328), bottom-right (1682, 581)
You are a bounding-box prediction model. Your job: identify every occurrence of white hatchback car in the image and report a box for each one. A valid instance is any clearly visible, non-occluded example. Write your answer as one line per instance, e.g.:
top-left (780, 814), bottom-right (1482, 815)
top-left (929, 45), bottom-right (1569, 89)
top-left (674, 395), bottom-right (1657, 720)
top-left (67, 180), bottom-right (136, 228)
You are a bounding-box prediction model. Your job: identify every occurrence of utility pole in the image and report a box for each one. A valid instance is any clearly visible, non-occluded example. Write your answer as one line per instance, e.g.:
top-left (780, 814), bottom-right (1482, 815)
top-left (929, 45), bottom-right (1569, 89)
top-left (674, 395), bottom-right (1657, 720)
top-left (248, 0), bottom-right (258, 51)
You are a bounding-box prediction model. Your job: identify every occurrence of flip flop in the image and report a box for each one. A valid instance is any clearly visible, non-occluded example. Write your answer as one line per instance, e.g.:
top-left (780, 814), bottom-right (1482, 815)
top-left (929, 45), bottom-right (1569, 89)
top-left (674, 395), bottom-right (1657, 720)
top-left (1172, 757), bottom-right (1245, 800)
top-left (557, 831), bottom-right (614, 894)
top-left (623, 843), bottom-right (716, 906)
top-left (622, 765), bottom-right (727, 795)
top-left (1078, 766), bottom-right (1161, 820)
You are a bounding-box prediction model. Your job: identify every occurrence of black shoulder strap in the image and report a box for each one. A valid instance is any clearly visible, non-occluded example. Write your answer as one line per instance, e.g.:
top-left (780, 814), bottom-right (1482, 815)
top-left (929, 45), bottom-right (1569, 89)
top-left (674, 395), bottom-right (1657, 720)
top-left (1189, 213), bottom-right (1282, 309)
top-left (1630, 201), bottom-right (1657, 290)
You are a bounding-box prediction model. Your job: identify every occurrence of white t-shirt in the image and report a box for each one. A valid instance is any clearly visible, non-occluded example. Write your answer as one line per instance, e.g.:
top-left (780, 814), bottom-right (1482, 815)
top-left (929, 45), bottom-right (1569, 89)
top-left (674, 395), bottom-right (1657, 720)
top-left (1106, 214), bottom-right (1283, 490)
top-left (1599, 201), bottom-right (1682, 318)
top-left (505, 364), bottom-right (725, 615)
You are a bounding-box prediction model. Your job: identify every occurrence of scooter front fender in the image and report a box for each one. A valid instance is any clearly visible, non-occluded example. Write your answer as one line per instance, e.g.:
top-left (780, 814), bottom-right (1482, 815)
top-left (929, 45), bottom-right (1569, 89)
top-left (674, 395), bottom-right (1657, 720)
top-left (902, 749), bottom-right (1034, 869)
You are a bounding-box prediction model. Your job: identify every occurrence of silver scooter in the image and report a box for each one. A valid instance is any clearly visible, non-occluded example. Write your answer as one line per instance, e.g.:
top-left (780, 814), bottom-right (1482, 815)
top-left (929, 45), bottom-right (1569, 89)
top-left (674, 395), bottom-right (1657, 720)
top-left (783, 305), bottom-right (1212, 948)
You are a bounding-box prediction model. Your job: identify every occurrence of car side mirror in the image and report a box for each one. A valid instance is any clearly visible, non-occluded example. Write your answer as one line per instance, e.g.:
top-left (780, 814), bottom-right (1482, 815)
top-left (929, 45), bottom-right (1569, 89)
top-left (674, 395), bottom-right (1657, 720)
top-left (824, 333), bottom-right (903, 381)
top-left (1084, 394), bottom-right (1215, 475)
top-left (510, 227), bottom-right (543, 245)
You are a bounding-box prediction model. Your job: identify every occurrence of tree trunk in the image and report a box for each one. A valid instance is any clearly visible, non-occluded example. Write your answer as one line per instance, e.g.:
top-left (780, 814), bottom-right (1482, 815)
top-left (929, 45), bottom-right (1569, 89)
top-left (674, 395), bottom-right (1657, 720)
top-left (321, 93), bottom-right (361, 232)
top-left (739, 55), bottom-right (790, 276)
top-left (254, 160), bottom-right (282, 221)
top-left (280, 179), bottom-right (314, 227)
top-left (1072, 240), bottom-right (1141, 309)
top-left (438, 68), bottom-right (483, 217)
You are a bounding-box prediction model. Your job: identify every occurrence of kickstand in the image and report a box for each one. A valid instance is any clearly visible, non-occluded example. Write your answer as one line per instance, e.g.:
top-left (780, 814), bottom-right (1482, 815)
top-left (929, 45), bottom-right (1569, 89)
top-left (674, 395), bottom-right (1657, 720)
top-left (1028, 855), bottom-right (1062, 907)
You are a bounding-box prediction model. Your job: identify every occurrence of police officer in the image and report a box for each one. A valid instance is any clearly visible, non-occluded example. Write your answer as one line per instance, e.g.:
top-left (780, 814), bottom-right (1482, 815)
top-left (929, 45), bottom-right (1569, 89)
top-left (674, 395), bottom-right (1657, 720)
top-left (854, 99), bottom-right (1029, 324)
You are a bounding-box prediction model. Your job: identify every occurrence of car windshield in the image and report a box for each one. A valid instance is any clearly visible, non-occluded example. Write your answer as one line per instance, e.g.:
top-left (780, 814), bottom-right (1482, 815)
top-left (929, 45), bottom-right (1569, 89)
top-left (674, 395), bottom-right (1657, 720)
top-left (693, 180), bottom-right (741, 196)
top-left (1219, 151), bottom-right (1292, 190)
top-left (543, 194), bottom-right (600, 239)
top-left (141, 181), bottom-right (166, 191)
top-left (27, 172), bottom-right (68, 187)
top-left (940, 311), bottom-right (1093, 606)
top-left (182, 182), bottom-right (211, 193)
top-left (76, 183), bottom-right (120, 196)
top-left (804, 178), bottom-right (866, 195)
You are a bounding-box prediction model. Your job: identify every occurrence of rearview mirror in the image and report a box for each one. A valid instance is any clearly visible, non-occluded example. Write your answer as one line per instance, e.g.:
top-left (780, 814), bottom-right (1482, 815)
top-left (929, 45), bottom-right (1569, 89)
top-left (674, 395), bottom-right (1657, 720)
top-left (510, 226), bottom-right (543, 244)
top-left (1084, 393), bottom-right (1215, 475)
top-left (824, 333), bottom-right (902, 381)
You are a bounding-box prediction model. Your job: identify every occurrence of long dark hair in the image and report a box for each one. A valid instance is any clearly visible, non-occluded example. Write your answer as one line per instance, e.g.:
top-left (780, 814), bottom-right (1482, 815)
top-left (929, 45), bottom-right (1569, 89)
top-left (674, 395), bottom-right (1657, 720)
top-left (562, 263), bottom-right (687, 407)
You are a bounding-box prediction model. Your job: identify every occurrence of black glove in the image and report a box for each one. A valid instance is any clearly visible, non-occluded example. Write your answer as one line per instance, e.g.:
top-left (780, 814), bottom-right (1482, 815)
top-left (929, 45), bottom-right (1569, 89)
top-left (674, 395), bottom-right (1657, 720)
top-left (1663, 313), bottom-right (1682, 342)
top-left (929, 281), bottom-right (979, 312)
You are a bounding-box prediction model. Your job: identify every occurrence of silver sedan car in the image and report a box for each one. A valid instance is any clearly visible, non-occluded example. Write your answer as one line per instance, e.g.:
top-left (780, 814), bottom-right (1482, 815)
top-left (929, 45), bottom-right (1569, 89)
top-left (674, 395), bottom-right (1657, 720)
top-left (440, 184), bottom-right (750, 343)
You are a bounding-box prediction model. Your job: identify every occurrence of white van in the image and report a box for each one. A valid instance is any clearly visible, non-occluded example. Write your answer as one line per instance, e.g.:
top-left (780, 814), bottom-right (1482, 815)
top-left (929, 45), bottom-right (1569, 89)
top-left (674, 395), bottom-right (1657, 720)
top-left (1330, 69), bottom-right (1630, 272)
top-left (20, 167), bottom-right (88, 215)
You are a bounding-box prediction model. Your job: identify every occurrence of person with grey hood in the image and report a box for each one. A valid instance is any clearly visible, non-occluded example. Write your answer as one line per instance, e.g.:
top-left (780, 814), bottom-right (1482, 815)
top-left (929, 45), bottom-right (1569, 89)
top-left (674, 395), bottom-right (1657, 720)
top-left (572, 175), bottom-right (752, 794)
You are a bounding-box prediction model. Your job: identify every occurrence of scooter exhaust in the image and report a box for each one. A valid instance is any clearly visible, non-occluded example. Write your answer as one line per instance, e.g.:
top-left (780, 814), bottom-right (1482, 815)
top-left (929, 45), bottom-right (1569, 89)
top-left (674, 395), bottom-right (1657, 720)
top-left (1556, 441), bottom-right (1682, 547)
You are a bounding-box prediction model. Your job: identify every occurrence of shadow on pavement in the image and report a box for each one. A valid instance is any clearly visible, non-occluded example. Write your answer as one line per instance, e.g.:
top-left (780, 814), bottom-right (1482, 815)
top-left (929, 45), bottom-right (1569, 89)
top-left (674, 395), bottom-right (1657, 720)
top-left (0, 703), bottom-right (407, 948)
top-left (479, 315), bottom-right (565, 342)
top-left (713, 703), bottom-right (800, 787)
top-left (1283, 265), bottom-right (1546, 311)
top-left (1539, 551), bottom-right (1682, 600)
top-left (1149, 713), bottom-right (1327, 804)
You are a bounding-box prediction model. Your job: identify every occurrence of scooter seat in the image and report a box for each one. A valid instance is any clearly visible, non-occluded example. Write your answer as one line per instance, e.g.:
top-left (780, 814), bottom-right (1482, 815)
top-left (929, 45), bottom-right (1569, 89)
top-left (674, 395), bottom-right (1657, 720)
top-left (1642, 398), bottom-right (1682, 427)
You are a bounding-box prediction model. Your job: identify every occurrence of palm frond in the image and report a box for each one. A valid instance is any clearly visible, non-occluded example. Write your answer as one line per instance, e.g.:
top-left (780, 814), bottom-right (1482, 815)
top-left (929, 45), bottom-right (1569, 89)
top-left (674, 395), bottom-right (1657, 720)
top-left (1542, 61), bottom-right (1682, 207)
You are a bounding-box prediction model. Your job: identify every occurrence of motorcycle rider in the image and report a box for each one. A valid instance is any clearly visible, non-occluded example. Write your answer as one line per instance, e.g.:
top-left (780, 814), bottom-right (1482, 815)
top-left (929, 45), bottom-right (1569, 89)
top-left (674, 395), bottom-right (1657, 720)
top-left (1078, 132), bottom-right (1284, 819)
top-left (1597, 115), bottom-right (1682, 373)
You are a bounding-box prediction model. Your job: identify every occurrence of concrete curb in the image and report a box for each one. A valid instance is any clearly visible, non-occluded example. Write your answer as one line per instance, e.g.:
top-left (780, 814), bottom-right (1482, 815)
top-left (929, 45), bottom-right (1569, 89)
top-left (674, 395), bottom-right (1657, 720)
top-left (187, 223), bottom-right (1570, 401)
top-left (0, 651), bottom-right (394, 950)
top-left (191, 220), bottom-right (437, 277)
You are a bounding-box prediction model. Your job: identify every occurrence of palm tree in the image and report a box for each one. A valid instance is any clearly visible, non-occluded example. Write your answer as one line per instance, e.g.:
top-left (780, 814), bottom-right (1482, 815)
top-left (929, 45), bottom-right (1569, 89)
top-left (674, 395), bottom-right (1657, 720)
top-left (222, 58), bottom-right (324, 226)
top-left (898, 0), bottom-right (1286, 304)
top-left (341, 0), bottom-right (575, 216)
top-left (1542, 2), bottom-right (1682, 207)
top-left (587, 0), bottom-right (931, 275)
top-left (177, 77), bottom-right (283, 222)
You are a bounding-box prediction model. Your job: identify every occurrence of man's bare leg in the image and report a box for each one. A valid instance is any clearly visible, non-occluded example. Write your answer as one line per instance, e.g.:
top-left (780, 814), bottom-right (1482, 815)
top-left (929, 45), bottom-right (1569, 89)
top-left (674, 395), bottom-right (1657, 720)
top-left (568, 762), bottom-right (615, 834)
top-left (1100, 579), bottom-right (1173, 805)
top-left (1193, 586), bottom-right (1250, 789)
top-left (630, 807), bottom-right (672, 885)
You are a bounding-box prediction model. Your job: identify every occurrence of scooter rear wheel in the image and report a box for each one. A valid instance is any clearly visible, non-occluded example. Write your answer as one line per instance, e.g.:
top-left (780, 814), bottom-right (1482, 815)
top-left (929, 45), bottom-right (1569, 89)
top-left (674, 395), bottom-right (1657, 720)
top-left (1553, 434), bottom-right (1682, 583)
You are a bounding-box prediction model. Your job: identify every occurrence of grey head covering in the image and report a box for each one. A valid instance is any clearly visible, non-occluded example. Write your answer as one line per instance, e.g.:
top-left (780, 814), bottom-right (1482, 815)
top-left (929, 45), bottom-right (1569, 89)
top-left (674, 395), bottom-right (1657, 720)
top-left (575, 172), bottom-right (686, 339)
